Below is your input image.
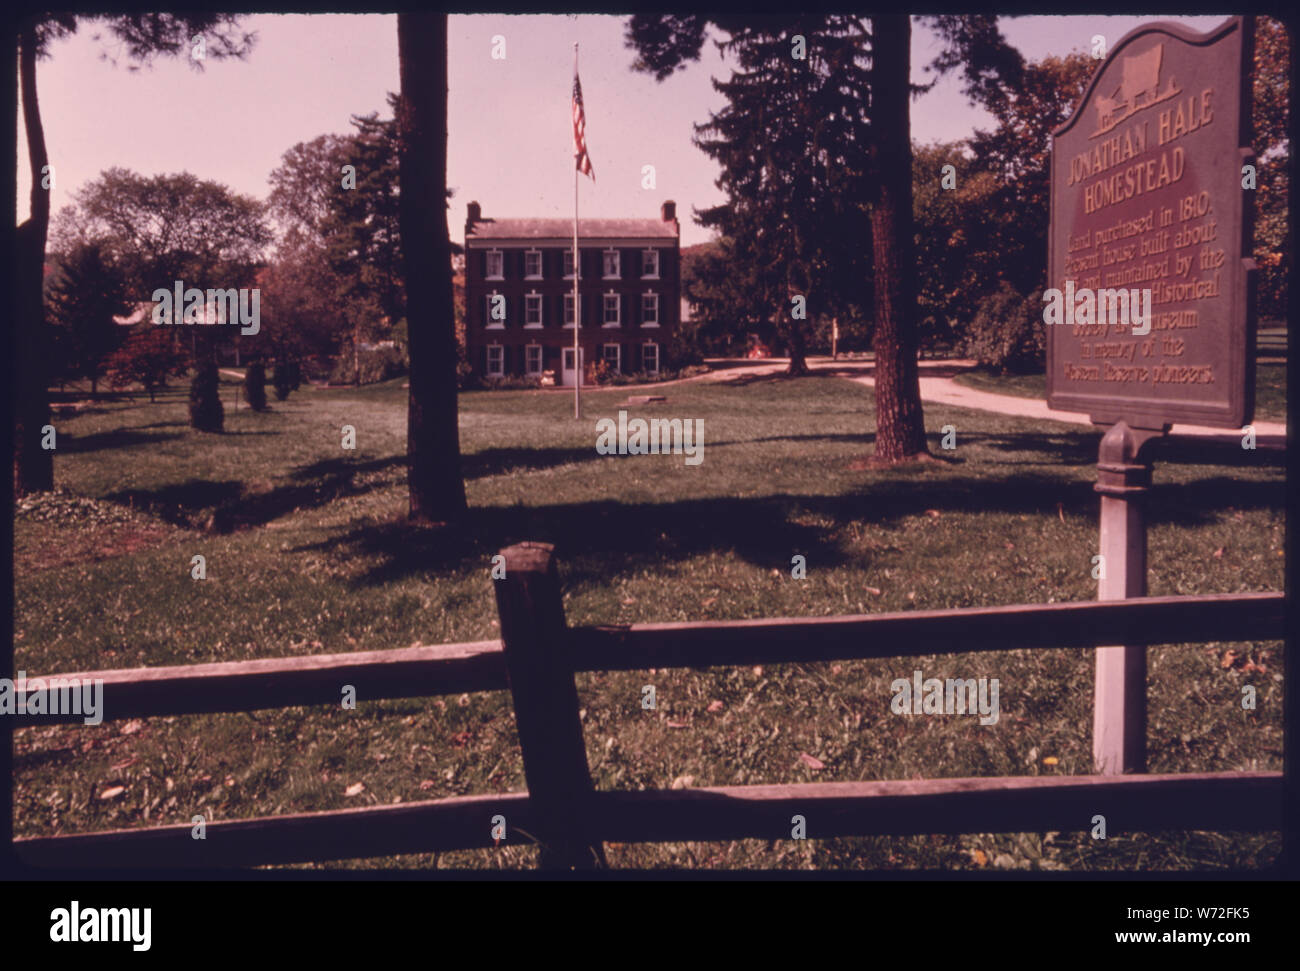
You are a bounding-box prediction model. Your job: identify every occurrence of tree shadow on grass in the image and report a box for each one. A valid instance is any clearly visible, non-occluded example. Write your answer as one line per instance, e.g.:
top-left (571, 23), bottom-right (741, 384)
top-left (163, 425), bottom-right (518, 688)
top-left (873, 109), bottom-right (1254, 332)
top-left (461, 446), bottom-right (605, 480)
top-left (61, 428), bottom-right (188, 455)
top-left (105, 455), bottom-right (409, 531)
top-left (287, 461), bottom-right (1282, 592)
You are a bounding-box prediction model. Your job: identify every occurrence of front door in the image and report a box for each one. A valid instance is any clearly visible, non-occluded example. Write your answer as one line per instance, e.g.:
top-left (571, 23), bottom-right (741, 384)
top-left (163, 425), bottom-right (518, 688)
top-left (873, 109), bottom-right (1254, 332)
top-left (561, 347), bottom-right (584, 387)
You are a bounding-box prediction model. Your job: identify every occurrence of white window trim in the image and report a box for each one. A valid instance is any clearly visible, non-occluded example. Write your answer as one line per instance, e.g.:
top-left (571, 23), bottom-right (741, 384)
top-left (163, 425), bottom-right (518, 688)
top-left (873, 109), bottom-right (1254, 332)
top-left (524, 248), bottom-right (543, 280)
top-left (486, 344), bottom-right (505, 377)
top-left (603, 343), bottom-right (621, 372)
top-left (602, 248), bottom-right (621, 280)
top-left (563, 292), bottom-right (583, 329)
top-left (525, 343), bottom-right (544, 375)
top-left (485, 248), bottom-right (504, 281)
top-left (641, 290), bottom-right (660, 327)
top-left (641, 248), bottom-right (660, 280)
top-left (485, 290), bottom-right (505, 330)
top-left (602, 290), bottom-right (621, 328)
top-left (563, 249), bottom-right (581, 280)
top-left (642, 341), bottom-right (660, 376)
top-left (524, 290), bottom-right (543, 329)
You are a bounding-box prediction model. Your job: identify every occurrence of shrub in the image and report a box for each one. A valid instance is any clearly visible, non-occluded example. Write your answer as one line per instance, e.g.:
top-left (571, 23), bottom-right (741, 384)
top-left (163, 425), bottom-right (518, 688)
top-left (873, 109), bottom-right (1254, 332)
top-left (244, 360), bottom-right (269, 411)
top-left (480, 374), bottom-right (542, 391)
top-left (962, 282), bottom-right (1046, 374)
top-left (189, 359), bottom-right (224, 432)
top-left (273, 359), bottom-right (293, 401)
top-left (328, 344), bottom-right (408, 385)
top-left (105, 328), bottom-right (188, 402)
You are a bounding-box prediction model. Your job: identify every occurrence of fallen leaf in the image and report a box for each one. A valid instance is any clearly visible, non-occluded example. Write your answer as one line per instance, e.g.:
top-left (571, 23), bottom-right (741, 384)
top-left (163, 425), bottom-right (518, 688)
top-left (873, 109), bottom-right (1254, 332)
top-left (798, 753), bottom-right (825, 770)
top-left (418, 780), bottom-right (435, 791)
top-left (1221, 650), bottom-right (1237, 669)
top-left (671, 775), bottom-right (695, 790)
top-left (831, 665), bottom-right (842, 675)
top-left (666, 720), bottom-right (689, 729)
top-left (707, 700), bottom-right (724, 712)
top-left (865, 586), bottom-right (882, 596)
top-left (1005, 542), bottom-right (1015, 550)
top-left (450, 731), bottom-right (472, 747)
top-left (752, 666), bottom-right (763, 676)
top-left (99, 786), bottom-right (126, 800)
top-left (701, 596), bottom-right (717, 608)
top-left (972, 849), bottom-right (988, 866)
top-left (1043, 756), bottom-right (1059, 766)
top-left (925, 509), bottom-right (941, 518)
top-left (1213, 547), bottom-right (1224, 558)
top-left (120, 719), bottom-right (143, 736)
top-left (1057, 502), bottom-right (1066, 523)
top-left (344, 782), bottom-right (365, 797)
top-left (621, 597), bottom-right (637, 605)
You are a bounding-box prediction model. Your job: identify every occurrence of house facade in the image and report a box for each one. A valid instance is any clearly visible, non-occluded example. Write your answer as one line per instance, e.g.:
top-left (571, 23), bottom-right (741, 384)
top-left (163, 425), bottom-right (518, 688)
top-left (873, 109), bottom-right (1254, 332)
top-left (464, 200), bottom-right (681, 385)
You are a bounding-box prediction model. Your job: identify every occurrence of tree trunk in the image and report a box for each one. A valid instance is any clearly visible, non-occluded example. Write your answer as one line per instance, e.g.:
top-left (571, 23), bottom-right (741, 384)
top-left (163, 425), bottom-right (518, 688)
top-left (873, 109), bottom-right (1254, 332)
top-left (399, 13), bottom-right (467, 523)
top-left (15, 26), bottom-right (54, 496)
top-left (784, 319), bottom-right (809, 376)
top-left (868, 15), bottom-right (928, 463)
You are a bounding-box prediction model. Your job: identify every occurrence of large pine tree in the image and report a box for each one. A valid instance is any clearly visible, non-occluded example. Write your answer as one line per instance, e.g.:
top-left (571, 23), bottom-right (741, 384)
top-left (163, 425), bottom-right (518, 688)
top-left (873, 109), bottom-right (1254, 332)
top-left (45, 242), bottom-right (130, 395)
top-left (690, 17), bottom-right (872, 376)
top-left (625, 14), bottom-right (1022, 464)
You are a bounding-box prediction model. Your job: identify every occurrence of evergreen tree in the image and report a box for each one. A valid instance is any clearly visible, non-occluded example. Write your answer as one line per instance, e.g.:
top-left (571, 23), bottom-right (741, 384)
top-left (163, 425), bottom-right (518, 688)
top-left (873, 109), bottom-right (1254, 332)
top-left (690, 17), bottom-right (873, 376)
top-left (189, 356), bottom-right (224, 432)
top-left (244, 360), bottom-right (268, 411)
top-left (273, 358), bottom-right (293, 401)
top-left (45, 242), bottom-right (130, 395)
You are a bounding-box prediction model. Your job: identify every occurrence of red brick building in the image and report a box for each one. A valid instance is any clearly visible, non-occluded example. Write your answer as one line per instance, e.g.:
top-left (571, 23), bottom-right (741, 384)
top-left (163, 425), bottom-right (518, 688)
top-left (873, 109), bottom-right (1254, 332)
top-left (464, 200), bottom-right (681, 385)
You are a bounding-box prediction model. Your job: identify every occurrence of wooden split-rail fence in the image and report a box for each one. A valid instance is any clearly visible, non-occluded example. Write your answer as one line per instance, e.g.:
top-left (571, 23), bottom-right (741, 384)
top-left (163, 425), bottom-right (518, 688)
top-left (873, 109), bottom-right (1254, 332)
top-left (12, 542), bottom-right (1285, 869)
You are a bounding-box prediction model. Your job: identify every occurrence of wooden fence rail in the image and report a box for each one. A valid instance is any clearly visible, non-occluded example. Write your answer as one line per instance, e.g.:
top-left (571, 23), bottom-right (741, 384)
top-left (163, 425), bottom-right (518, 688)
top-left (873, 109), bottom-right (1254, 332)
top-left (12, 542), bottom-right (1285, 869)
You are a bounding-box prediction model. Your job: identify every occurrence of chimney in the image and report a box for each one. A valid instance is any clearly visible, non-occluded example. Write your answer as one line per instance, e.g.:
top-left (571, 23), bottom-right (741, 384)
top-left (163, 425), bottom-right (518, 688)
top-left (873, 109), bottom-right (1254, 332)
top-left (467, 201), bottom-right (482, 226)
top-left (661, 200), bottom-right (676, 223)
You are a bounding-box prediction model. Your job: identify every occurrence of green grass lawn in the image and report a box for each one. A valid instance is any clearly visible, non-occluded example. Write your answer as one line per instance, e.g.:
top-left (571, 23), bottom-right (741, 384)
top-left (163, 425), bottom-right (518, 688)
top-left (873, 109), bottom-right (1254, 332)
top-left (952, 361), bottom-right (1288, 422)
top-left (14, 373), bottom-right (1285, 870)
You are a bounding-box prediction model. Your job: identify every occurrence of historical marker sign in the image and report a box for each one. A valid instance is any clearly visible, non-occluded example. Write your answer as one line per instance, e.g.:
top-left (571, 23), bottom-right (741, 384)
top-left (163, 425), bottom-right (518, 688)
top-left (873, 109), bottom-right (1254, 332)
top-left (1047, 17), bottom-right (1256, 429)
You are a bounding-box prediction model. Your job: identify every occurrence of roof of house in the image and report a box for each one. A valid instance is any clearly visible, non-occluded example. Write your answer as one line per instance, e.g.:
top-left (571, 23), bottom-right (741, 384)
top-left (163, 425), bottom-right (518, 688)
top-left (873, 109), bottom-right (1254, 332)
top-left (467, 217), bottom-right (678, 241)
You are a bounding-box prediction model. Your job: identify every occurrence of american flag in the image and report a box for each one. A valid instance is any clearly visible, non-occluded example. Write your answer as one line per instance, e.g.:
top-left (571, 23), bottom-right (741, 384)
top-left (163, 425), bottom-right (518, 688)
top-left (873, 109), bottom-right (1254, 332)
top-left (572, 71), bottom-right (594, 180)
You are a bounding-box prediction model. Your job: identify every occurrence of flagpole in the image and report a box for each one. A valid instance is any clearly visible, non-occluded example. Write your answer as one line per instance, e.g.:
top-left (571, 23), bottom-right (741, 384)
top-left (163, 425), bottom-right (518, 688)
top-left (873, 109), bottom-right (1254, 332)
top-left (573, 42), bottom-right (582, 421)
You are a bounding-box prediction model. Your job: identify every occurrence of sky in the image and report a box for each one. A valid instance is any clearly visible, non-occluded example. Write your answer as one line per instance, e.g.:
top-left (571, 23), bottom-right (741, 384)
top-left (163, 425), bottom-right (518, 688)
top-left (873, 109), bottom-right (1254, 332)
top-left (17, 14), bottom-right (1233, 248)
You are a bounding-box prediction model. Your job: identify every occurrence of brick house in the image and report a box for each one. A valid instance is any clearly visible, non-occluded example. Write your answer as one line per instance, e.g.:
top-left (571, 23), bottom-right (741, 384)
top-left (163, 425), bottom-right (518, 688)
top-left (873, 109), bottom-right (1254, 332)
top-left (464, 200), bottom-right (680, 385)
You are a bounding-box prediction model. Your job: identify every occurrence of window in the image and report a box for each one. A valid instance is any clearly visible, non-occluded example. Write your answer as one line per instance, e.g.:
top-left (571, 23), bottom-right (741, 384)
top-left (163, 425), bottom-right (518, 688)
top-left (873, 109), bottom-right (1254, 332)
top-left (563, 293), bottom-right (583, 327)
top-left (486, 345), bottom-right (504, 376)
top-left (641, 292), bottom-right (659, 326)
top-left (603, 249), bottom-right (620, 279)
top-left (525, 249), bottom-right (542, 279)
top-left (485, 291), bottom-right (505, 329)
top-left (525, 344), bottom-right (543, 375)
top-left (525, 292), bottom-right (543, 328)
top-left (563, 249), bottom-right (580, 278)
top-left (603, 292), bottom-right (621, 327)
top-left (603, 343), bottom-right (621, 372)
top-left (485, 249), bottom-right (504, 280)
top-left (642, 341), bottom-right (659, 376)
top-left (641, 249), bottom-right (660, 279)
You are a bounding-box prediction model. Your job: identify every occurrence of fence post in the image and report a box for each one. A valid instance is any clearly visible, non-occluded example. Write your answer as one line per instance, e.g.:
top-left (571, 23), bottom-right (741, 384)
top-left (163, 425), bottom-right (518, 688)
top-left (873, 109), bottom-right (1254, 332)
top-left (1092, 421), bottom-right (1164, 775)
top-left (492, 542), bottom-right (605, 869)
